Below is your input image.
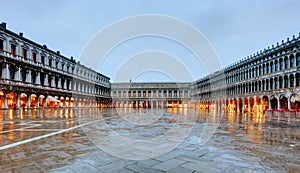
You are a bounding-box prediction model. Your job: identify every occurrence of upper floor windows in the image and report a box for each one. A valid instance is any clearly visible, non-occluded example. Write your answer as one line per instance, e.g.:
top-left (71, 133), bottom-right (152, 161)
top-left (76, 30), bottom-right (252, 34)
top-left (290, 56), bottom-right (295, 68)
top-left (284, 57), bottom-right (289, 69)
top-left (297, 54), bottom-right (300, 66)
top-left (11, 44), bottom-right (16, 55)
top-left (0, 40), bottom-right (3, 50)
top-left (55, 61), bottom-right (59, 69)
top-left (22, 48), bottom-right (27, 59)
top-left (41, 55), bottom-right (45, 65)
top-left (32, 52), bottom-right (37, 62)
top-left (48, 58), bottom-right (52, 67)
top-left (279, 59), bottom-right (284, 70)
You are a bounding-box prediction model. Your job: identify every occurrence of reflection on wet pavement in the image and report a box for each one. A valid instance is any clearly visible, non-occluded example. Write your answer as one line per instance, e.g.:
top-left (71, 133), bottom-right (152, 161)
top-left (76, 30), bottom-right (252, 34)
top-left (0, 108), bottom-right (299, 172)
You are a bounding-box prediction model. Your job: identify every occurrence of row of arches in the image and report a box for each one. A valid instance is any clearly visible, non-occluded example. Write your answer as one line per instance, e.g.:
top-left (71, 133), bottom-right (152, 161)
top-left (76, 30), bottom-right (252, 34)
top-left (226, 53), bottom-right (300, 84)
top-left (0, 90), bottom-right (110, 109)
top-left (195, 93), bottom-right (300, 115)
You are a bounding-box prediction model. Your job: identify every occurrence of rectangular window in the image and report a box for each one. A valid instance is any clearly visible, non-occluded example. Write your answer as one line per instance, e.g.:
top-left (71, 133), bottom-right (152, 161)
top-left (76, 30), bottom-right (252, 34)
top-left (0, 40), bottom-right (3, 50)
top-left (49, 59), bottom-right (52, 67)
top-left (113, 91), bottom-right (116, 97)
top-left (11, 44), bottom-right (16, 55)
top-left (32, 52), bottom-right (37, 62)
top-left (41, 56), bottom-right (45, 64)
top-left (22, 49), bottom-right (27, 58)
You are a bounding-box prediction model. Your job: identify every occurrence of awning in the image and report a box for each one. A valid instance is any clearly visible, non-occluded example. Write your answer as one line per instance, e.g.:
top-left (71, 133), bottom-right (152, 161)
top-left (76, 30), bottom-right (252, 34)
top-left (46, 96), bottom-right (61, 102)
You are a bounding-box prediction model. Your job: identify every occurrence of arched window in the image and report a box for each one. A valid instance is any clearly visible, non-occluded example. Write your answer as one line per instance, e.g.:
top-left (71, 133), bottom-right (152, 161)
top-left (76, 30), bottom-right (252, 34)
top-left (279, 76), bottom-right (283, 88)
top-left (274, 77), bottom-right (278, 89)
top-left (275, 60), bottom-right (279, 71)
top-left (290, 55), bottom-right (295, 68)
top-left (270, 78), bottom-right (273, 90)
top-left (297, 53), bottom-right (300, 66)
top-left (290, 74), bottom-right (294, 87)
top-left (279, 59), bottom-right (284, 70)
top-left (284, 75), bottom-right (288, 88)
top-left (266, 79), bottom-right (269, 90)
top-left (266, 63), bottom-right (270, 74)
top-left (284, 56), bottom-right (289, 69)
top-left (270, 61), bottom-right (274, 73)
top-left (259, 66), bottom-right (262, 76)
top-left (296, 73), bottom-right (300, 87)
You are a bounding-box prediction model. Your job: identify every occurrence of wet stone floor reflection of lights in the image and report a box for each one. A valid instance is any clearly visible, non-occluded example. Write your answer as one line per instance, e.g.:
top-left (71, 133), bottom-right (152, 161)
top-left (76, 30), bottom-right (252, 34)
top-left (0, 108), bottom-right (299, 173)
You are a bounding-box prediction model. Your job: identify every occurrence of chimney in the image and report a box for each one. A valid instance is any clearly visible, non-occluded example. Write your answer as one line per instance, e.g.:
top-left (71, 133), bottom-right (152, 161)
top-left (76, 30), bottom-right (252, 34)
top-left (0, 22), bottom-right (6, 29)
top-left (43, 45), bottom-right (47, 48)
top-left (19, 32), bottom-right (23, 37)
top-left (57, 51), bottom-right (60, 55)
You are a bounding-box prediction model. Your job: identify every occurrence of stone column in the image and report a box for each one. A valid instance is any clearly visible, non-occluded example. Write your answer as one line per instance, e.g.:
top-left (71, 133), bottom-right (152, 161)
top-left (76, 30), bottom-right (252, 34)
top-left (51, 77), bottom-right (55, 87)
top-left (35, 72), bottom-right (40, 85)
top-left (27, 94), bottom-right (31, 108)
top-left (58, 78), bottom-right (62, 89)
top-left (2, 63), bottom-right (8, 79)
top-left (248, 99), bottom-right (251, 113)
top-left (3, 92), bottom-right (8, 109)
top-left (16, 92), bottom-right (20, 108)
top-left (44, 74), bottom-right (48, 86)
top-left (15, 66), bottom-right (20, 81)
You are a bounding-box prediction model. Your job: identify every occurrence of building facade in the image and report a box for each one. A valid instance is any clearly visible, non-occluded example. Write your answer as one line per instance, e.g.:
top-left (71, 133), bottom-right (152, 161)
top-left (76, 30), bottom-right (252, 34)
top-left (191, 34), bottom-right (300, 115)
top-left (111, 82), bottom-right (190, 108)
top-left (0, 22), bottom-right (111, 109)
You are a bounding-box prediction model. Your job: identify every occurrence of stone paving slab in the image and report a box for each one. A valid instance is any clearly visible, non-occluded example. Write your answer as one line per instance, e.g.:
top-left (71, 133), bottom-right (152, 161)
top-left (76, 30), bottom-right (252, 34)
top-left (0, 108), bottom-right (299, 173)
top-left (152, 158), bottom-right (187, 171)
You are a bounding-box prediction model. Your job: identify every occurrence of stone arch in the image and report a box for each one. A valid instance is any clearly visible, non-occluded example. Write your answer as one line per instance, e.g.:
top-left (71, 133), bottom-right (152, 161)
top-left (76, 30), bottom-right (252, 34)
top-left (279, 94), bottom-right (288, 109)
top-left (270, 95), bottom-right (278, 109)
top-left (30, 94), bottom-right (37, 107)
top-left (0, 90), bottom-right (4, 108)
top-left (19, 93), bottom-right (27, 108)
top-left (7, 91), bottom-right (17, 108)
top-left (262, 95), bottom-right (269, 111)
top-left (39, 95), bottom-right (45, 107)
top-left (290, 94), bottom-right (300, 109)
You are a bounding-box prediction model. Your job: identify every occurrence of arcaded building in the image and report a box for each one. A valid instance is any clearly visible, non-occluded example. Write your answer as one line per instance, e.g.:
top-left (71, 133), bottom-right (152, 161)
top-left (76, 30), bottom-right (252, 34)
top-left (191, 34), bottom-right (300, 114)
top-left (111, 82), bottom-right (190, 108)
top-left (0, 22), bottom-right (111, 109)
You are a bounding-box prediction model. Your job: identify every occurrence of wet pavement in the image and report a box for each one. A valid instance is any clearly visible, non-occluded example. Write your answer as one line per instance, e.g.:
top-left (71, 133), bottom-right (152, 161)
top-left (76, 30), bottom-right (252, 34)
top-left (0, 108), bottom-right (299, 173)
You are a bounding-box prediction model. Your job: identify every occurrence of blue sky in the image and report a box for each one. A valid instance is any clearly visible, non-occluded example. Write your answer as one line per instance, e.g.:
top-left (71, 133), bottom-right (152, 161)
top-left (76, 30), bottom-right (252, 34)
top-left (0, 0), bottom-right (299, 82)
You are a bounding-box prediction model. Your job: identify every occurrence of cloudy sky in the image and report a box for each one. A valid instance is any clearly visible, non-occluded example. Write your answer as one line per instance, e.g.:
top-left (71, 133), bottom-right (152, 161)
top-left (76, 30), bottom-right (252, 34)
top-left (0, 0), bottom-right (299, 82)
